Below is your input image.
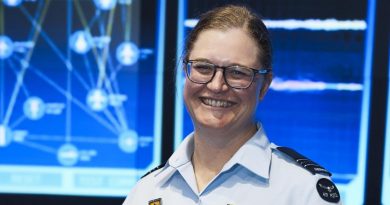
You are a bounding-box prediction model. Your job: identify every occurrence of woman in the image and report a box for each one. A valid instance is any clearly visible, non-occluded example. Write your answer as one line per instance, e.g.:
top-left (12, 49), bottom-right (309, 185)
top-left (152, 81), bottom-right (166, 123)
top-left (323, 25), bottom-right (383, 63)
top-left (123, 5), bottom-right (341, 205)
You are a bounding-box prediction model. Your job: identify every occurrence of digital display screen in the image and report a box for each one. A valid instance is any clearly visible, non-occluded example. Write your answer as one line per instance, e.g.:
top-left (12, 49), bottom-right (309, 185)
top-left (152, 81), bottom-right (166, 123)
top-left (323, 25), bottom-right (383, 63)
top-left (0, 0), bottom-right (164, 196)
top-left (174, 1), bottom-right (370, 204)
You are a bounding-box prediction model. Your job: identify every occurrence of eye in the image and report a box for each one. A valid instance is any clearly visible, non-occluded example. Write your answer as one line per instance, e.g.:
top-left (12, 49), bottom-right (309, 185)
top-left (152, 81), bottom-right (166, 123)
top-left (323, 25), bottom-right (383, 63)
top-left (191, 61), bottom-right (214, 74)
top-left (226, 66), bottom-right (252, 79)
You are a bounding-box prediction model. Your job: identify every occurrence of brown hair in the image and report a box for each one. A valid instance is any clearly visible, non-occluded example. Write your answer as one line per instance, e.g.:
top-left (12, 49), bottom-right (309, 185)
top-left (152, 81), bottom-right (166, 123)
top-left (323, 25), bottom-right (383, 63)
top-left (183, 5), bottom-right (272, 70)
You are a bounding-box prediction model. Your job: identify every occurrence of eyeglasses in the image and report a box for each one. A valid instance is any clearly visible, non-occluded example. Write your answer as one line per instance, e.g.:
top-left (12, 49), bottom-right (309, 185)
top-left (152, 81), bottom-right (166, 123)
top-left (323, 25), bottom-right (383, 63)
top-left (183, 60), bottom-right (271, 89)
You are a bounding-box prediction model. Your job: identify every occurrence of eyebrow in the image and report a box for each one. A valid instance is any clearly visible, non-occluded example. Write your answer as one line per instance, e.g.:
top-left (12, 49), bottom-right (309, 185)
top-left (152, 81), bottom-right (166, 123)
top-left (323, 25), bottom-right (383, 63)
top-left (190, 58), bottom-right (252, 68)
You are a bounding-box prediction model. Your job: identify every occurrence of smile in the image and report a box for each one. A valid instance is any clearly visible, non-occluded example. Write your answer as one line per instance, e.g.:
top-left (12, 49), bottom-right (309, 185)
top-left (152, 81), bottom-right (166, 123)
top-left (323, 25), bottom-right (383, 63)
top-left (200, 97), bottom-right (235, 108)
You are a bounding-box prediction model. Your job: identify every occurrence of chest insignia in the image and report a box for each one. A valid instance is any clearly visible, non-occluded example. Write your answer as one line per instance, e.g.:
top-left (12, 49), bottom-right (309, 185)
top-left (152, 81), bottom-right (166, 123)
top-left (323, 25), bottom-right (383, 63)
top-left (316, 178), bottom-right (340, 203)
top-left (148, 198), bottom-right (162, 205)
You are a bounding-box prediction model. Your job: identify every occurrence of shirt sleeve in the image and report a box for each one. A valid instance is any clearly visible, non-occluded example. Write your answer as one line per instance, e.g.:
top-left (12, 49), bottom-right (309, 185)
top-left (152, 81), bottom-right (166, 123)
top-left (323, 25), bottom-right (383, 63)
top-left (122, 186), bottom-right (138, 205)
top-left (303, 176), bottom-right (343, 205)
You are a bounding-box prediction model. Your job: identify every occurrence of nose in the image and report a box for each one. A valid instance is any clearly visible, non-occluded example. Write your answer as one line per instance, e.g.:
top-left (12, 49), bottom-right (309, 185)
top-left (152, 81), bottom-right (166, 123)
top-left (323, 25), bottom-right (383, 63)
top-left (206, 69), bottom-right (228, 92)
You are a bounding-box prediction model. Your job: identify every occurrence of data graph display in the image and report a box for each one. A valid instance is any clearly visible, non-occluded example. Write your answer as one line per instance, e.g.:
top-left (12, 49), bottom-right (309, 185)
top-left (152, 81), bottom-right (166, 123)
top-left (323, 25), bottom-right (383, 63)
top-left (0, 0), bottom-right (164, 196)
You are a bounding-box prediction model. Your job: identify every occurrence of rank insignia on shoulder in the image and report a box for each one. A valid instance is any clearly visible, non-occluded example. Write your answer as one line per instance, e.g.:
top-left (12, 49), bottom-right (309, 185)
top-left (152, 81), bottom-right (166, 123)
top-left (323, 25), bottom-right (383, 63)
top-left (276, 147), bottom-right (332, 176)
top-left (316, 178), bottom-right (340, 203)
top-left (148, 198), bottom-right (162, 205)
top-left (141, 163), bottom-right (165, 179)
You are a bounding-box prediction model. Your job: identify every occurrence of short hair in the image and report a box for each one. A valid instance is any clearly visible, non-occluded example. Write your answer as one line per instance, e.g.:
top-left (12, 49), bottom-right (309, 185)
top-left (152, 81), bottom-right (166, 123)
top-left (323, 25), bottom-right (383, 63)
top-left (183, 5), bottom-right (272, 70)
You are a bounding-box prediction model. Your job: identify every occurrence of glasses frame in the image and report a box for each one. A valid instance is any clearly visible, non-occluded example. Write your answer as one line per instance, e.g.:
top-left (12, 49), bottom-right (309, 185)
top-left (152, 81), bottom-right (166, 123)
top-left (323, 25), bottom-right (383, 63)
top-left (183, 60), bottom-right (271, 89)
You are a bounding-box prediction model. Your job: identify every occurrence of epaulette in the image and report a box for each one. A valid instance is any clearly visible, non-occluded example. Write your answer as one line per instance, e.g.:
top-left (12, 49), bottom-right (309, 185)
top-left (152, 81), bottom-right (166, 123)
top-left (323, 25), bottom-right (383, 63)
top-left (276, 147), bottom-right (331, 176)
top-left (141, 163), bottom-right (166, 179)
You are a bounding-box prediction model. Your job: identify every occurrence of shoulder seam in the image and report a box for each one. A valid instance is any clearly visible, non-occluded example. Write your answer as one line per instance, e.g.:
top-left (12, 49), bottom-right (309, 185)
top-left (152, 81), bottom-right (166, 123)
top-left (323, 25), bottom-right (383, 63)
top-left (275, 146), bottom-right (332, 176)
top-left (141, 163), bottom-right (166, 179)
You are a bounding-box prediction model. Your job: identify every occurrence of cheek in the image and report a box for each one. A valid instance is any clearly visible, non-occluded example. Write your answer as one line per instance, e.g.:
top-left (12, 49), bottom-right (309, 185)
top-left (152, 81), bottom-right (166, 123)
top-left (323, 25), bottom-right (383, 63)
top-left (183, 80), bottom-right (191, 96)
top-left (183, 80), bottom-right (197, 105)
top-left (242, 84), bottom-right (262, 108)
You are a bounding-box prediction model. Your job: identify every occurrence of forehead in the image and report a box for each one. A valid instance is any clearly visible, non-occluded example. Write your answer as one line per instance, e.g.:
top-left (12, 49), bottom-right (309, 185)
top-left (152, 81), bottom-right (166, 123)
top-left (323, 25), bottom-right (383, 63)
top-left (189, 28), bottom-right (260, 67)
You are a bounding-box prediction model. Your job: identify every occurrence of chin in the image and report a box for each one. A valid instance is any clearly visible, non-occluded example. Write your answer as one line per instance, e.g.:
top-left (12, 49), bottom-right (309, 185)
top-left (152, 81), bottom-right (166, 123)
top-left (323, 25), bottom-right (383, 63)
top-left (196, 116), bottom-right (233, 130)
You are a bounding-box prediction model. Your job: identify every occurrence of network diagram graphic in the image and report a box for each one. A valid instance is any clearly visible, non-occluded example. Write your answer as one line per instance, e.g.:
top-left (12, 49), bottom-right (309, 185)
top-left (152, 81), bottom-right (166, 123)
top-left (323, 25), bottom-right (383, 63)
top-left (0, 0), bottom-right (159, 172)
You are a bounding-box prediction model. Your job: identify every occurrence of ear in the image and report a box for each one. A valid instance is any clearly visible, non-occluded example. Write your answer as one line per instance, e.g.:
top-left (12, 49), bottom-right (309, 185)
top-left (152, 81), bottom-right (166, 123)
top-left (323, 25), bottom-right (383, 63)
top-left (258, 73), bottom-right (273, 101)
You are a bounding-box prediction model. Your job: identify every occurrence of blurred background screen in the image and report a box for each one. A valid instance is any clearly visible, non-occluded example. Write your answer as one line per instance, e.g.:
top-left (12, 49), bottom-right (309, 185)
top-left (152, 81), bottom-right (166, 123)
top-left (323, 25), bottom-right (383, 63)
top-left (0, 0), bottom-right (389, 205)
top-left (0, 0), bottom-right (163, 197)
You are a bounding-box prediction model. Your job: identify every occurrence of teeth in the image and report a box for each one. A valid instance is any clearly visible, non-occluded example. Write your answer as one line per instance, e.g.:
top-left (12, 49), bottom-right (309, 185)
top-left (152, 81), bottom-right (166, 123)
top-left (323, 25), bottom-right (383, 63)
top-left (202, 98), bottom-right (233, 108)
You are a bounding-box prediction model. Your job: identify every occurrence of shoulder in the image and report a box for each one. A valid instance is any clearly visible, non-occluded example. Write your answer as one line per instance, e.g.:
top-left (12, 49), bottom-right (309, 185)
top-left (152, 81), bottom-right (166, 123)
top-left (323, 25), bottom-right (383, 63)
top-left (273, 146), bottom-right (331, 176)
top-left (123, 163), bottom-right (167, 205)
top-left (141, 163), bottom-right (166, 179)
top-left (270, 146), bottom-right (341, 204)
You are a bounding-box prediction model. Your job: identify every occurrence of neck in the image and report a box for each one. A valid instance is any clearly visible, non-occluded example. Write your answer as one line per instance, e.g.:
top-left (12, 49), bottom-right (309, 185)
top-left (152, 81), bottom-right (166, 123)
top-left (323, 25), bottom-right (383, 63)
top-left (191, 122), bottom-right (257, 192)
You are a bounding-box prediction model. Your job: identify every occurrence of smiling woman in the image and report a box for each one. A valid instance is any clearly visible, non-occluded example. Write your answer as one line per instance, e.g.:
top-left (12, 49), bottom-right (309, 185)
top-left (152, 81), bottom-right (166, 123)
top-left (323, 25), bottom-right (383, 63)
top-left (123, 5), bottom-right (341, 205)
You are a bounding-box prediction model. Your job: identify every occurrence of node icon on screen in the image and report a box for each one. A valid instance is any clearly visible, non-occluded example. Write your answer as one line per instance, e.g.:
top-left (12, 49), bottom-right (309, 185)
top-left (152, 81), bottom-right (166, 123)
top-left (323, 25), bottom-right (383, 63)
top-left (23, 97), bottom-right (46, 120)
top-left (86, 89), bottom-right (109, 111)
top-left (118, 130), bottom-right (138, 153)
top-left (0, 125), bottom-right (12, 147)
top-left (116, 41), bottom-right (140, 66)
top-left (57, 143), bottom-right (79, 166)
top-left (69, 31), bottom-right (93, 54)
top-left (0, 36), bottom-right (14, 59)
top-left (94, 0), bottom-right (117, 10)
top-left (2, 0), bottom-right (23, 7)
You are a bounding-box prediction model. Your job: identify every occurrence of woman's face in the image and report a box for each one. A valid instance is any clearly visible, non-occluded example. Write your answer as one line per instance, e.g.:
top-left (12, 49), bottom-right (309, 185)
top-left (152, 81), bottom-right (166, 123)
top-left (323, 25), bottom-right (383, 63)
top-left (184, 28), bottom-right (268, 132)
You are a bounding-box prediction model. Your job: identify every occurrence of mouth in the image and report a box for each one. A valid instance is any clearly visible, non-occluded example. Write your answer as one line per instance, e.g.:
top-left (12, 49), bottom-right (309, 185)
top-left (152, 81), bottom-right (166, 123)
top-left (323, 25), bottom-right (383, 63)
top-left (200, 97), bottom-right (236, 108)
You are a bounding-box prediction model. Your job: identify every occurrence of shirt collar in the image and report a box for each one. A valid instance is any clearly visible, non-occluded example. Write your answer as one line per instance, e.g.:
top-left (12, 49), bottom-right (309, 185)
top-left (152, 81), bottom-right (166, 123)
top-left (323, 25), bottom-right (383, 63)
top-left (155, 123), bottom-right (272, 185)
top-left (168, 133), bottom-right (194, 168)
top-left (152, 133), bottom-right (195, 186)
top-left (221, 123), bottom-right (272, 179)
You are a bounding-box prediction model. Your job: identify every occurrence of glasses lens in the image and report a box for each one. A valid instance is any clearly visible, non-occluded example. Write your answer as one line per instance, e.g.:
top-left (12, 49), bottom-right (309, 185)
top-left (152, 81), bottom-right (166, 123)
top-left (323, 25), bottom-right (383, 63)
top-left (225, 66), bottom-right (253, 88)
top-left (187, 61), bottom-right (214, 83)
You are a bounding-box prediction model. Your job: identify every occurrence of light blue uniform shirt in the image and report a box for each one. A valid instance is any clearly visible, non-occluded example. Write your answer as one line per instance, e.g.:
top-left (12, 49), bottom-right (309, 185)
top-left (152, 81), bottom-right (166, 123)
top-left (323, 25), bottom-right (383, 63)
top-left (123, 125), bottom-right (342, 205)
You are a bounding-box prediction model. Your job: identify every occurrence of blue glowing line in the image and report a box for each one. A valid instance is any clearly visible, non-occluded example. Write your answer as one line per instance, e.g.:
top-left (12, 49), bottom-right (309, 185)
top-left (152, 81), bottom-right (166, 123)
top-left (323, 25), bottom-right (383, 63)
top-left (102, 109), bottom-right (123, 132)
top-left (108, 63), bottom-right (122, 85)
top-left (83, 55), bottom-right (96, 88)
top-left (29, 66), bottom-right (119, 134)
top-left (151, 0), bottom-right (166, 168)
top-left (71, 63), bottom-right (92, 91)
top-left (0, 60), bottom-right (4, 122)
top-left (107, 54), bottom-right (121, 93)
top-left (9, 115), bottom-right (26, 129)
top-left (185, 19), bottom-right (367, 31)
top-left (270, 78), bottom-right (363, 92)
top-left (174, 0), bottom-right (186, 149)
top-left (1, 1), bottom-right (47, 127)
top-left (20, 6), bottom-right (68, 64)
top-left (66, 0), bottom-right (73, 143)
top-left (114, 106), bottom-right (128, 131)
top-left (20, 6), bottom-right (91, 92)
top-left (8, 56), bottom-right (30, 97)
top-left (347, 0), bottom-right (377, 204)
top-left (25, 0), bottom-right (44, 40)
top-left (104, 57), bottom-right (130, 130)
top-left (15, 140), bottom-right (57, 154)
top-left (98, 12), bottom-right (105, 36)
top-left (103, 78), bottom-right (128, 131)
top-left (66, 65), bottom-right (72, 142)
top-left (2, 62), bottom-right (28, 127)
top-left (120, 4), bottom-right (127, 39)
top-left (88, 10), bottom-right (100, 29)
top-left (382, 30), bottom-right (390, 205)
top-left (26, 134), bottom-right (118, 144)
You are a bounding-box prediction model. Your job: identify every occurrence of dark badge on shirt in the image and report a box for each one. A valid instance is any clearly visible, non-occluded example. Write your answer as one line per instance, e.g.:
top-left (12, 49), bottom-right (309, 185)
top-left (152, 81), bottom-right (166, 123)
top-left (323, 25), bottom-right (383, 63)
top-left (148, 198), bottom-right (162, 205)
top-left (316, 178), bottom-right (340, 203)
